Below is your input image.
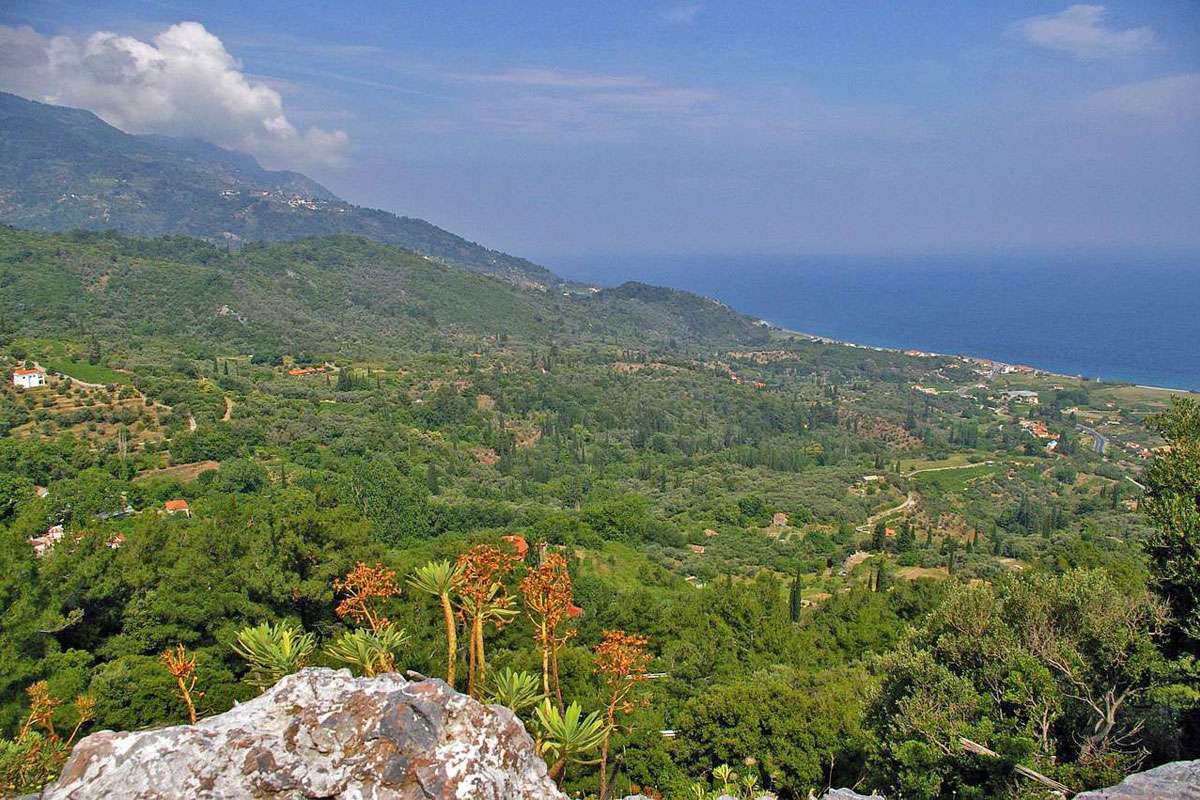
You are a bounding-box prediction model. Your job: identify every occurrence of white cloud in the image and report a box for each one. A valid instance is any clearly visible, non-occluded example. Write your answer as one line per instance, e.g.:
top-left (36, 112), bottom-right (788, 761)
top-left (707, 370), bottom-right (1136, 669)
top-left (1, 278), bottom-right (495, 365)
top-left (1083, 73), bottom-right (1200, 120)
top-left (1016, 5), bottom-right (1155, 60)
top-left (0, 22), bottom-right (347, 168)
top-left (659, 4), bottom-right (704, 25)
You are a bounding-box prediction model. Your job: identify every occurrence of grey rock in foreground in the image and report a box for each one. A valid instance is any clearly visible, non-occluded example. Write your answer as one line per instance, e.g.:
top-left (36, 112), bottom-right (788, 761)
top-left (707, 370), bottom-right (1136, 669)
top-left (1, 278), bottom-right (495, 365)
top-left (1074, 759), bottom-right (1200, 799)
top-left (41, 667), bottom-right (565, 799)
top-left (800, 760), bottom-right (1200, 800)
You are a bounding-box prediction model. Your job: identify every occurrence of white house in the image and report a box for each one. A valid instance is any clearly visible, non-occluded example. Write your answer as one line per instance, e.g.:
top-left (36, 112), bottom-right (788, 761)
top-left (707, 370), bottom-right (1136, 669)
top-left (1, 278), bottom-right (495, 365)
top-left (12, 368), bottom-right (46, 389)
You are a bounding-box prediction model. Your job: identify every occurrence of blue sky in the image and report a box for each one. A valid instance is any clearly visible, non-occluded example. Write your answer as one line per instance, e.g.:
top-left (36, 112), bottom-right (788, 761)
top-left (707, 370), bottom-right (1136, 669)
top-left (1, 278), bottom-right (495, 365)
top-left (2, 1), bottom-right (1198, 261)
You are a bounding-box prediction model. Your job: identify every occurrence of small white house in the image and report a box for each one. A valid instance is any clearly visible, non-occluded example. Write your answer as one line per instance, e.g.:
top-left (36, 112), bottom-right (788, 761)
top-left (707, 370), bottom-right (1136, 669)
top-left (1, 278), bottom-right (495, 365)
top-left (12, 368), bottom-right (46, 389)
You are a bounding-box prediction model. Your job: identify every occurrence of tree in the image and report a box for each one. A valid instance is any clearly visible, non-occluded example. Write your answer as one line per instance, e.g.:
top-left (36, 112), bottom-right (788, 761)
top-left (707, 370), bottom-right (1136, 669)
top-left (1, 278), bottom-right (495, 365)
top-left (339, 459), bottom-right (430, 544)
top-left (1141, 397), bottom-right (1200, 655)
top-left (871, 521), bottom-right (887, 551)
top-left (520, 552), bottom-right (578, 709)
top-left (594, 630), bottom-right (652, 800)
top-left (455, 545), bottom-right (518, 697)
top-left (407, 560), bottom-right (461, 686)
top-left (869, 570), bottom-right (1168, 798)
top-left (788, 571), bottom-right (803, 622)
top-left (676, 667), bottom-right (874, 797)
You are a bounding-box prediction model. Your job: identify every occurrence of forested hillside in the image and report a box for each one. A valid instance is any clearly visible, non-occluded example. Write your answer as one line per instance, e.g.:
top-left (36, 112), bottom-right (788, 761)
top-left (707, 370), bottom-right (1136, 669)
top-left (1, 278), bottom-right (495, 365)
top-left (1, 226), bottom-right (1197, 799)
top-left (0, 227), bottom-right (767, 355)
top-left (0, 92), bottom-right (556, 286)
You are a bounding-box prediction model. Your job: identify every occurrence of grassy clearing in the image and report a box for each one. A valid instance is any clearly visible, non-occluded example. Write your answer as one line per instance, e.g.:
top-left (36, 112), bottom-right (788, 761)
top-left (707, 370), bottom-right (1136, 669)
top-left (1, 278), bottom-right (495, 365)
top-left (900, 452), bottom-right (981, 472)
top-left (913, 463), bottom-right (999, 491)
top-left (44, 358), bottom-right (130, 385)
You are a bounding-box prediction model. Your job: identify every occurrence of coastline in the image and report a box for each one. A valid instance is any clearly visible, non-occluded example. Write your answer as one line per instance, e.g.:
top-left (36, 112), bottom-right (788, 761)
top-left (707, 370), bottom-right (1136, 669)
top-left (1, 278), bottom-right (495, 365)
top-left (764, 322), bottom-right (1198, 396)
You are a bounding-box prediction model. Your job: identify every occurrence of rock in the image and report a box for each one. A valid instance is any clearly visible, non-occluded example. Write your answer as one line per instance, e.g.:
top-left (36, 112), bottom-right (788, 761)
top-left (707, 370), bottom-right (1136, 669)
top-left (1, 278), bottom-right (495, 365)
top-left (817, 790), bottom-right (885, 800)
top-left (41, 667), bottom-right (565, 800)
top-left (1074, 759), bottom-right (1200, 799)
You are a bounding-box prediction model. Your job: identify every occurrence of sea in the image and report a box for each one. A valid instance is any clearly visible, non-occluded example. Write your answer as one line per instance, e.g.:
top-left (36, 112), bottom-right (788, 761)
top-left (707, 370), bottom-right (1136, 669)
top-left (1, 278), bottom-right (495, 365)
top-left (549, 253), bottom-right (1200, 392)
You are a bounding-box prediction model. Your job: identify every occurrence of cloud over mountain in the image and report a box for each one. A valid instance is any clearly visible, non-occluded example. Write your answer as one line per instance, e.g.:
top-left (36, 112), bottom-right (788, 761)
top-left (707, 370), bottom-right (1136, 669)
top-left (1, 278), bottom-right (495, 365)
top-left (0, 21), bottom-right (347, 168)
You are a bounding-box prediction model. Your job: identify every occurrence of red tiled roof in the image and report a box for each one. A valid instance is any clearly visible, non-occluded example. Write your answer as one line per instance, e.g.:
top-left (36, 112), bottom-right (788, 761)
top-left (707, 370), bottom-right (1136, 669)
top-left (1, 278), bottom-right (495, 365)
top-left (164, 499), bottom-right (190, 512)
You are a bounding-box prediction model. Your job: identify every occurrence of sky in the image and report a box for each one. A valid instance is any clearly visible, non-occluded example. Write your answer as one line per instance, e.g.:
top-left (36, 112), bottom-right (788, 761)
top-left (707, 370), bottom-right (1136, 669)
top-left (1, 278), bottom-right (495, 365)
top-left (1, 1), bottom-right (1198, 262)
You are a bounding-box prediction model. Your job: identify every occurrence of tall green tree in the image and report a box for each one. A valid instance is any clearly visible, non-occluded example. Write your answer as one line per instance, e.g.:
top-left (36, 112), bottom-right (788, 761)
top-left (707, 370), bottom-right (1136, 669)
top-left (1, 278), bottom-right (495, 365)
top-left (1142, 397), bottom-right (1200, 655)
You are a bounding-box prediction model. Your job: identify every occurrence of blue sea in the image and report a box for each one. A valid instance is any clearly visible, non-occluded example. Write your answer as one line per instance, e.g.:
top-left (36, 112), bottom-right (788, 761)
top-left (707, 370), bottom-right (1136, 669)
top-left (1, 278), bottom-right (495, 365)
top-left (550, 253), bottom-right (1200, 392)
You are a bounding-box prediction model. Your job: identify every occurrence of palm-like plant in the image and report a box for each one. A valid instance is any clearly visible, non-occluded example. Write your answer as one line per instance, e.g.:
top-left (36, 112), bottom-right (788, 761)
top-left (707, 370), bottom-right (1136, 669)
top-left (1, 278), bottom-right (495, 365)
top-left (324, 624), bottom-right (409, 677)
top-left (533, 699), bottom-right (608, 783)
top-left (740, 772), bottom-right (759, 798)
top-left (712, 764), bottom-right (737, 796)
top-left (407, 560), bottom-right (461, 687)
top-left (457, 584), bottom-right (519, 695)
top-left (486, 667), bottom-right (543, 714)
top-left (230, 622), bottom-right (316, 690)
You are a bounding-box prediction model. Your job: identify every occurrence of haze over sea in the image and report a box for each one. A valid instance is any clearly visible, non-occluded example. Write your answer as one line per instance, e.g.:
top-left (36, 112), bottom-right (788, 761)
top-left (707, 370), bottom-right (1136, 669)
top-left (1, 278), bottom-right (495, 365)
top-left (552, 253), bottom-right (1200, 392)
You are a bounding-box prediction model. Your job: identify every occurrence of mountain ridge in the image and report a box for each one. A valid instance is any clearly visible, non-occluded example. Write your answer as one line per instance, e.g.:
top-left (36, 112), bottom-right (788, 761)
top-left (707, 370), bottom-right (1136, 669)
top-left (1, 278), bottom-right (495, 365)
top-left (0, 91), bottom-right (556, 287)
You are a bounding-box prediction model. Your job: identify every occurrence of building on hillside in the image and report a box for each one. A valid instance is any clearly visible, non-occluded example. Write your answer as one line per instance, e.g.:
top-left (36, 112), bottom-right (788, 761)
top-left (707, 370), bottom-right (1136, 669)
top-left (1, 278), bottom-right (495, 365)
top-left (30, 524), bottom-right (65, 558)
top-left (688, 544), bottom-right (706, 555)
top-left (703, 528), bottom-right (719, 538)
top-left (164, 499), bottom-right (191, 517)
top-left (97, 504), bottom-right (135, 521)
top-left (1020, 419), bottom-right (1057, 440)
top-left (502, 533), bottom-right (529, 559)
top-left (1000, 389), bottom-right (1039, 404)
top-left (12, 368), bottom-right (46, 388)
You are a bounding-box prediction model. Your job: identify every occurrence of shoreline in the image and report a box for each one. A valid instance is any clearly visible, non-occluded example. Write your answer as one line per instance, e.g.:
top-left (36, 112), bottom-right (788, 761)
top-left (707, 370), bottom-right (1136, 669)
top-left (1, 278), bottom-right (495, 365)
top-left (765, 323), bottom-right (1198, 396)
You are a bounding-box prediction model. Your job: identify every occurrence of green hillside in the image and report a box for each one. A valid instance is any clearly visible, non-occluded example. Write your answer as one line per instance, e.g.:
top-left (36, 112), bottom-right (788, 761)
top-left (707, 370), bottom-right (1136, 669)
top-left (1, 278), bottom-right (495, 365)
top-left (0, 91), bottom-right (556, 287)
top-left (0, 227), bottom-right (768, 355)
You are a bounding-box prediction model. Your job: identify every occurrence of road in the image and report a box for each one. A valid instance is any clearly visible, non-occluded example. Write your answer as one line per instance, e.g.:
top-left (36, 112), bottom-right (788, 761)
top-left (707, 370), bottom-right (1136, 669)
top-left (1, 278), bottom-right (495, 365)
top-left (1075, 423), bottom-right (1107, 455)
top-left (856, 492), bottom-right (916, 533)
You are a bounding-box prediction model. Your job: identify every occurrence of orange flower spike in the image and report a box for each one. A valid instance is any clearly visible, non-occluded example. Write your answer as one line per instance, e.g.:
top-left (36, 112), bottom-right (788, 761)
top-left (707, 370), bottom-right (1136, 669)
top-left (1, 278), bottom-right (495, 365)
top-left (333, 561), bottom-right (400, 633)
top-left (594, 630), bottom-right (652, 800)
top-left (455, 544), bottom-right (518, 697)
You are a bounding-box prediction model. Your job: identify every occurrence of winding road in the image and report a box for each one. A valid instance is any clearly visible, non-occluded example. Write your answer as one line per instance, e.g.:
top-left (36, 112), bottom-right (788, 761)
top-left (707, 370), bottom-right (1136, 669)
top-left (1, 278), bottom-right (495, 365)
top-left (1075, 423), bottom-right (1107, 455)
top-left (856, 491), bottom-right (917, 533)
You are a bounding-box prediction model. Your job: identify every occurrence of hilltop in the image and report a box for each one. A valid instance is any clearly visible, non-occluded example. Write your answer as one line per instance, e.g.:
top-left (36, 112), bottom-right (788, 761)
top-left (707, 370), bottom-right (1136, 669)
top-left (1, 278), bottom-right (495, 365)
top-left (0, 91), bottom-right (556, 287)
top-left (0, 226), bottom-right (769, 355)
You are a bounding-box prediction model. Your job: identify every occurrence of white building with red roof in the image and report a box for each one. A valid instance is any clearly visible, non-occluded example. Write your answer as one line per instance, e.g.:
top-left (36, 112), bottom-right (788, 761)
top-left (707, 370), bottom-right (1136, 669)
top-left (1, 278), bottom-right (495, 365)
top-left (12, 368), bottom-right (46, 388)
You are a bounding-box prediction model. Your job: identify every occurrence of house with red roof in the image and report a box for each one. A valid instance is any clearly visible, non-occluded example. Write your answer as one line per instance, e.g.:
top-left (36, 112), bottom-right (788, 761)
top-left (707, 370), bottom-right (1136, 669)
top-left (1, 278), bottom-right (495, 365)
top-left (12, 367), bottom-right (46, 389)
top-left (164, 499), bottom-right (191, 517)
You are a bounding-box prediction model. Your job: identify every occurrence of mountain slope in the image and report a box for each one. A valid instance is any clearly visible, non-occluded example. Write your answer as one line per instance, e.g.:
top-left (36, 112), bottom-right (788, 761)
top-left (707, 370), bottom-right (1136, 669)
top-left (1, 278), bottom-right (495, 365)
top-left (0, 91), bottom-right (556, 287)
top-left (0, 227), bottom-right (769, 355)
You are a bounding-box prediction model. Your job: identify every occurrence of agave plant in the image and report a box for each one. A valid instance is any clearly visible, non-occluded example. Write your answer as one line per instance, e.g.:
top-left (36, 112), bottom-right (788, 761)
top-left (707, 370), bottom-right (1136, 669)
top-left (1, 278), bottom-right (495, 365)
top-left (407, 560), bottom-right (461, 686)
top-left (533, 698), bottom-right (608, 782)
top-left (230, 622), bottom-right (316, 690)
top-left (486, 667), bottom-right (543, 714)
top-left (713, 764), bottom-right (738, 796)
top-left (324, 624), bottom-right (409, 677)
top-left (740, 772), bottom-right (760, 798)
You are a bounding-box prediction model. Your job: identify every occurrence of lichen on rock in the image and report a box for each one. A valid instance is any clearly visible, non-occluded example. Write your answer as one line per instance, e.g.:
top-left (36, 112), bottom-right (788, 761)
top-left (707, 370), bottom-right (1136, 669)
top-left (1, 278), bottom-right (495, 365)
top-left (41, 667), bottom-right (566, 799)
